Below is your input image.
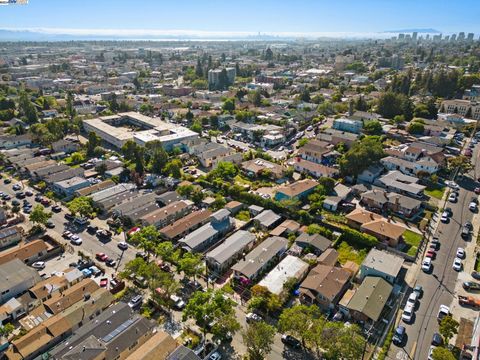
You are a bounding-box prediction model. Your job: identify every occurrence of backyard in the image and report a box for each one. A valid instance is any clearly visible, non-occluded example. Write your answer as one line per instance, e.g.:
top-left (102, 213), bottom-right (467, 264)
top-left (425, 184), bottom-right (446, 200)
top-left (403, 229), bottom-right (423, 257)
top-left (336, 241), bottom-right (368, 265)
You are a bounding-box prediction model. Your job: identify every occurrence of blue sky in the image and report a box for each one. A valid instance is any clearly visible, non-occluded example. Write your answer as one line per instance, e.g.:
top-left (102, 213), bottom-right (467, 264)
top-left (1, 0), bottom-right (479, 35)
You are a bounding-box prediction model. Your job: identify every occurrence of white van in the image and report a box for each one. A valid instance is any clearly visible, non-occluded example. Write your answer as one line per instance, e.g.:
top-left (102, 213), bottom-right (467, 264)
top-left (402, 302), bottom-right (414, 323)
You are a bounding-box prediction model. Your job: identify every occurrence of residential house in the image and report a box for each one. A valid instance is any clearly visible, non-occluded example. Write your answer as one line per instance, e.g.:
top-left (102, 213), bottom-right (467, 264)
top-left (206, 230), bottom-right (256, 273)
top-left (52, 176), bottom-right (90, 197)
top-left (299, 264), bottom-right (352, 310)
top-left (376, 170), bottom-right (426, 198)
top-left (74, 179), bottom-right (115, 197)
top-left (0, 239), bottom-right (49, 266)
top-left (297, 139), bottom-right (330, 164)
top-left (270, 219), bottom-right (301, 237)
top-left (51, 139), bottom-right (80, 154)
top-left (323, 183), bottom-right (352, 212)
top-left (275, 179), bottom-right (318, 201)
top-left (166, 346), bottom-right (201, 360)
top-left (342, 276), bottom-right (393, 324)
top-left (360, 189), bottom-right (422, 218)
top-left (224, 201), bottom-right (245, 215)
top-left (48, 303), bottom-right (154, 360)
top-left (232, 236), bottom-right (288, 283)
top-left (241, 158), bottom-right (286, 179)
top-left (179, 209), bottom-right (235, 253)
top-left (0, 134), bottom-right (33, 149)
top-left (258, 255), bottom-right (309, 296)
top-left (292, 158), bottom-right (339, 178)
top-left (0, 259), bottom-right (41, 304)
top-left (332, 118), bottom-right (363, 134)
top-left (380, 156), bottom-right (438, 176)
top-left (159, 209), bottom-right (212, 242)
top-left (123, 330), bottom-right (178, 360)
top-left (140, 200), bottom-right (193, 228)
top-left (294, 232), bottom-right (332, 255)
top-left (253, 210), bottom-right (282, 230)
top-left (346, 208), bottom-right (406, 246)
top-left (357, 164), bottom-right (384, 184)
top-left (359, 248), bottom-right (404, 284)
top-left (0, 226), bottom-right (22, 249)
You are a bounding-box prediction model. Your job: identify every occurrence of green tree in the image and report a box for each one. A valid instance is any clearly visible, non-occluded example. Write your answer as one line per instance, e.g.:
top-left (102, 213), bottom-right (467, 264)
top-left (242, 321), bottom-right (276, 360)
top-left (439, 315), bottom-right (459, 344)
top-left (183, 289), bottom-right (240, 345)
top-left (129, 225), bottom-right (159, 258)
top-left (0, 323), bottom-right (15, 338)
top-left (431, 347), bottom-right (456, 360)
top-left (150, 147), bottom-right (168, 175)
top-left (190, 120), bottom-right (202, 134)
top-left (29, 204), bottom-right (52, 227)
top-left (155, 241), bottom-right (176, 263)
top-left (121, 140), bottom-right (138, 162)
top-left (339, 136), bottom-right (385, 177)
top-left (407, 121), bottom-right (425, 134)
top-left (86, 131), bottom-right (101, 157)
top-left (19, 90), bottom-right (38, 124)
top-left (363, 120), bottom-right (383, 135)
top-left (278, 304), bottom-right (320, 349)
top-left (67, 196), bottom-right (94, 218)
top-left (222, 97), bottom-right (235, 113)
top-left (66, 91), bottom-right (76, 120)
top-left (178, 252), bottom-right (204, 281)
top-left (448, 155), bottom-right (473, 174)
top-left (164, 159), bottom-right (182, 178)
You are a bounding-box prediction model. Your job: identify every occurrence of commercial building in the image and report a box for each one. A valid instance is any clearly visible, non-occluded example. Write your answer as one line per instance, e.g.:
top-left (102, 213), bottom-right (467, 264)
top-left (258, 255), bottom-right (309, 296)
top-left (0, 259), bottom-right (41, 304)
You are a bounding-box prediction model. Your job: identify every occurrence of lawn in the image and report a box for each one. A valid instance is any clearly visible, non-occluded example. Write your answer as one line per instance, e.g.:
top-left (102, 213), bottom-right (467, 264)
top-left (425, 185), bottom-right (446, 200)
top-left (403, 229), bottom-right (423, 257)
top-left (336, 241), bottom-right (367, 265)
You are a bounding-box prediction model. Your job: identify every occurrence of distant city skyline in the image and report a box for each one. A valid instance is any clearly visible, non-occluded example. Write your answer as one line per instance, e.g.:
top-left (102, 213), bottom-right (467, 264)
top-left (0, 0), bottom-right (479, 38)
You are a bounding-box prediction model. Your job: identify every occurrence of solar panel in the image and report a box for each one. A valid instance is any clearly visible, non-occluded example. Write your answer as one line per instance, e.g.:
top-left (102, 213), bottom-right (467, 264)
top-left (102, 318), bottom-right (136, 343)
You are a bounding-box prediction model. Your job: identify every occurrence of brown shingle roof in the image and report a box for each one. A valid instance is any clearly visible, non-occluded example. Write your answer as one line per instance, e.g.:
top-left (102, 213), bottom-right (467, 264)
top-left (159, 209), bottom-right (211, 239)
top-left (300, 264), bottom-right (351, 302)
top-left (361, 219), bottom-right (406, 241)
top-left (345, 208), bottom-right (383, 225)
top-left (43, 278), bottom-right (99, 314)
top-left (276, 179), bottom-right (318, 198)
top-left (0, 240), bottom-right (48, 266)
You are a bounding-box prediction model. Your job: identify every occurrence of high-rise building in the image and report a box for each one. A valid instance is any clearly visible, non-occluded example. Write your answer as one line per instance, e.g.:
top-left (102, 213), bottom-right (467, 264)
top-left (398, 33), bottom-right (405, 40)
top-left (450, 34), bottom-right (457, 42)
top-left (412, 32), bottom-right (418, 41)
top-left (458, 32), bottom-right (465, 41)
top-left (208, 67), bottom-right (236, 90)
top-left (467, 33), bottom-right (475, 42)
top-left (444, 35), bottom-right (450, 42)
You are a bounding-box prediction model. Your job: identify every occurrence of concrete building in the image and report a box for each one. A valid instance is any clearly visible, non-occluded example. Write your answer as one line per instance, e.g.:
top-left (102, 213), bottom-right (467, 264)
top-left (258, 255), bottom-right (309, 296)
top-left (0, 259), bottom-right (41, 304)
top-left (208, 67), bottom-right (236, 89)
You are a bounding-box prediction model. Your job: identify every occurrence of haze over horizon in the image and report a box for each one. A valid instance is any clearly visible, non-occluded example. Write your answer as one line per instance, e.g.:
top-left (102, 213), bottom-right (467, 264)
top-left (0, 0), bottom-right (479, 40)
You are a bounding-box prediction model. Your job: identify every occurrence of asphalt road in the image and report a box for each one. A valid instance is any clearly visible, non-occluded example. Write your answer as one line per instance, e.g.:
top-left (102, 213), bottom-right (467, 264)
top-left (0, 179), bottom-right (135, 271)
top-left (391, 144), bottom-right (479, 360)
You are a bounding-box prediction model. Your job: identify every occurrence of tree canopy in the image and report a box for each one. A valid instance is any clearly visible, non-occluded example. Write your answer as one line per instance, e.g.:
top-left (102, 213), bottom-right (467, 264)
top-left (339, 136), bottom-right (385, 177)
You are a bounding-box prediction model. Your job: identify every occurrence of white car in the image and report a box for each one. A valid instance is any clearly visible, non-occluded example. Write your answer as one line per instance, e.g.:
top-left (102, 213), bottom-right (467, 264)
top-left (70, 234), bottom-right (80, 241)
top-left (32, 261), bottom-right (46, 270)
top-left (453, 257), bottom-right (462, 271)
top-left (445, 181), bottom-right (459, 190)
top-left (118, 242), bottom-right (128, 250)
top-left (407, 292), bottom-right (418, 306)
top-left (428, 346), bottom-right (435, 360)
top-left (440, 211), bottom-right (449, 223)
top-left (170, 295), bottom-right (186, 309)
top-left (448, 193), bottom-right (457, 202)
top-left (209, 352), bottom-right (222, 360)
top-left (401, 302), bottom-right (414, 323)
top-left (71, 238), bottom-right (82, 245)
top-left (422, 258), bottom-right (432, 272)
top-left (456, 247), bottom-right (466, 259)
top-left (246, 312), bottom-right (262, 323)
top-left (469, 202), bottom-right (478, 211)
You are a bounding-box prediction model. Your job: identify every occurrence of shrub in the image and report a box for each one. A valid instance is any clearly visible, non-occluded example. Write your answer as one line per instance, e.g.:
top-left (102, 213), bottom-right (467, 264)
top-left (339, 227), bottom-right (378, 247)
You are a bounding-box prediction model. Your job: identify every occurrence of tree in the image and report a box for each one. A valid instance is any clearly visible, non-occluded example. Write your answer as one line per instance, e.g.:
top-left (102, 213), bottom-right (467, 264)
top-left (177, 252), bottom-right (204, 281)
top-left (339, 136), bottom-right (385, 177)
top-left (0, 323), bottom-right (15, 338)
top-left (195, 58), bottom-right (203, 78)
top-left (150, 148), bottom-right (168, 175)
top-left (407, 121), bottom-right (425, 134)
top-left (155, 241), bottom-right (176, 263)
top-left (190, 120), bottom-right (202, 134)
top-left (86, 131), bottom-right (101, 157)
top-left (439, 315), bottom-right (459, 344)
top-left (121, 139), bottom-right (138, 162)
top-left (431, 347), bottom-right (456, 360)
top-left (183, 289), bottom-right (240, 346)
top-left (278, 304), bottom-right (320, 349)
top-left (222, 97), bottom-right (235, 113)
top-left (66, 91), bottom-right (76, 120)
top-left (242, 321), bottom-right (276, 360)
top-left (95, 162), bottom-right (108, 178)
top-left (67, 196), bottom-right (94, 218)
top-left (299, 89), bottom-right (311, 102)
top-left (363, 120), bottom-right (383, 135)
top-left (448, 155), bottom-right (473, 174)
top-left (377, 92), bottom-right (412, 120)
top-left (19, 90), bottom-right (38, 124)
top-left (130, 225), bottom-right (159, 258)
top-left (265, 48), bottom-right (274, 61)
top-left (29, 205), bottom-right (52, 227)
top-left (164, 159), bottom-right (182, 178)
top-left (134, 146), bottom-right (145, 174)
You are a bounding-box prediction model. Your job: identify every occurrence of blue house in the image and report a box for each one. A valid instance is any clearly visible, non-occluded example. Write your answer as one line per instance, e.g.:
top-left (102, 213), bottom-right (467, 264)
top-left (332, 118), bottom-right (363, 134)
top-left (275, 179), bottom-right (318, 202)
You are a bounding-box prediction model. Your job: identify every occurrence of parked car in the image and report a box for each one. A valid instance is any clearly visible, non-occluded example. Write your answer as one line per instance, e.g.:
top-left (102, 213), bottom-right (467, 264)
top-left (426, 250), bottom-right (436, 259)
top-left (413, 285), bottom-right (423, 298)
top-left (440, 211), bottom-right (449, 223)
top-left (118, 242), bottom-right (128, 251)
top-left (70, 238), bottom-right (82, 245)
top-left (128, 295), bottom-right (143, 309)
top-left (469, 202), bottom-right (478, 212)
top-left (106, 258), bottom-right (117, 267)
top-left (392, 325), bottom-right (406, 346)
top-left (462, 225), bottom-right (471, 239)
top-left (51, 205), bottom-right (62, 213)
top-left (62, 231), bottom-right (72, 239)
top-left (31, 261), bottom-right (45, 270)
top-left (96, 253), bottom-right (108, 262)
top-left (100, 278), bottom-right (108, 287)
top-left (281, 334), bottom-right (301, 349)
top-left (437, 305), bottom-right (450, 322)
top-left (46, 220), bottom-right (55, 228)
top-left (463, 282), bottom-right (480, 291)
top-left (453, 258), bottom-right (463, 271)
top-left (12, 184), bottom-right (21, 191)
top-left (87, 225), bottom-right (98, 234)
top-left (89, 266), bottom-right (102, 277)
top-left (448, 192), bottom-right (458, 202)
top-left (170, 294), bottom-right (186, 309)
top-left (64, 213), bottom-right (75, 221)
top-left (25, 190), bottom-right (33, 197)
top-left (402, 302), bottom-right (414, 323)
top-left (422, 258), bottom-right (432, 272)
top-left (407, 292), bottom-right (418, 306)
top-left (457, 247), bottom-right (466, 259)
top-left (81, 268), bottom-right (93, 277)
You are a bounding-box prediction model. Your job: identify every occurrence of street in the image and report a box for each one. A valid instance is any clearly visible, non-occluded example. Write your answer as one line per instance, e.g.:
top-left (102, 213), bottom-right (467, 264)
top-left (389, 143), bottom-right (480, 360)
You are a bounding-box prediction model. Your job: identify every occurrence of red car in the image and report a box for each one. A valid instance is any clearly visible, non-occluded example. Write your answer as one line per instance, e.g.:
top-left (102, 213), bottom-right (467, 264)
top-left (426, 250), bottom-right (436, 259)
top-left (41, 198), bottom-right (51, 206)
top-left (95, 253), bottom-right (108, 262)
top-left (100, 278), bottom-right (108, 287)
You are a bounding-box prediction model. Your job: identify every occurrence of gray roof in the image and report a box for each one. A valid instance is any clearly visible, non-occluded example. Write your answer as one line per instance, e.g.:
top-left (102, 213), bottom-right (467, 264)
top-left (347, 277), bottom-right (393, 321)
top-left (45, 167), bottom-right (84, 183)
top-left (0, 259), bottom-right (41, 298)
top-left (0, 226), bottom-right (20, 240)
top-left (90, 183), bottom-right (136, 203)
top-left (295, 232), bottom-right (332, 252)
top-left (231, 236), bottom-right (288, 279)
top-left (253, 210), bottom-right (281, 228)
top-left (211, 209), bottom-right (230, 222)
top-left (206, 230), bottom-right (256, 266)
top-left (96, 191), bottom-right (139, 210)
top-left (34, 163), bottom-right (70, 178)
top-left (362, 248), bottom-right (404, 278)
top-left (156, 191), bottom-right (182, 206)
top-left (378, 171), bottom-right (425, 195)
top-left (112, 193), bottom-right (157, 215)
top-left (166, 345), bottom-right (201, 360)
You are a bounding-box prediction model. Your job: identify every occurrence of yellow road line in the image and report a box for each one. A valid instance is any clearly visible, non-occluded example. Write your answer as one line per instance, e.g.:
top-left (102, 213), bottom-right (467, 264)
top-left (410, 341), bottom-right (417, 360)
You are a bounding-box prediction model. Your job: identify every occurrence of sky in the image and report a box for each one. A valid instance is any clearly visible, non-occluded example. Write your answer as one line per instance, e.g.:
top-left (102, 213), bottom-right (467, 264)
top-left (1, 0), bottom-right (480, 37)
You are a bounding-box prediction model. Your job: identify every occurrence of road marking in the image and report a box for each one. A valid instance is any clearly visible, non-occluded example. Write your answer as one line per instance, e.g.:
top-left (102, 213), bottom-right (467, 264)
top-left (410, 341), bottom-right (417, 360)
top-left (396, 350), bottom-right (408, 360)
